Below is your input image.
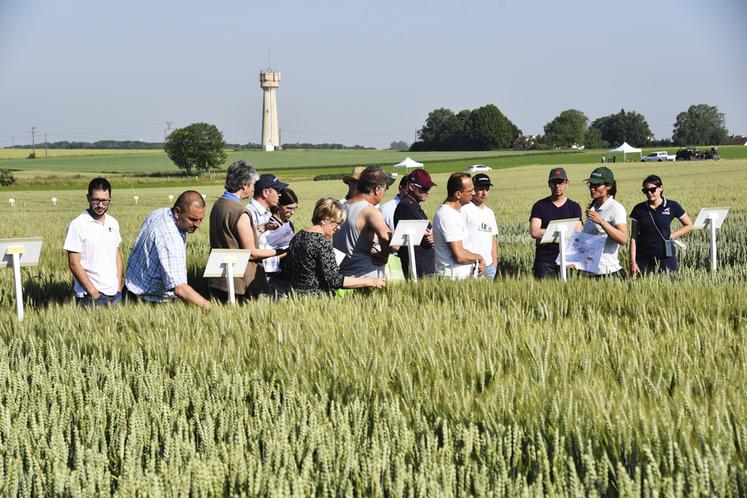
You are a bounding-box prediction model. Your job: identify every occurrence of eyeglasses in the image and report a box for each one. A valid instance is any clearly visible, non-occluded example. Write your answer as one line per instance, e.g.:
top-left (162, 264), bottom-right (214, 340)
top-left (412, 183), bottom-right (431, 193)
top-left (90, 198), bottom-right (111, 205)
top-left (549, 180), bottom-right (567, 186)
top-left (641, 187), bottom-right (658, 194)
top-left (587, 183), bottom-right (606, 189)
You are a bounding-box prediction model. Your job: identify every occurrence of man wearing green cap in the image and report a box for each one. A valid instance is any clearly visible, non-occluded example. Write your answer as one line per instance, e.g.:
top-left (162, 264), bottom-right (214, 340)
top-left (581, 166), bottom-right (628, 276)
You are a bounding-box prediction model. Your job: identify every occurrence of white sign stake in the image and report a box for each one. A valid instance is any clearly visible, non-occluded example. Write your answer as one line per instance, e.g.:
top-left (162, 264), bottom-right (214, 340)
top-left (8, 198), bottom-right (15, 208)
top-left (203, 249), bottom-right (251, 304)
top-left (133, 195), bottom-right (139, 205)
top-left (9, 247), bottom-right (24, 320)
top-left (559, 230), bottom-right (568, 282)
top-left (51, 197), bottom-right (58, 206)
top-left (693, 207), bottom-right (730, 273)
top-left (542, 218), bottom-right (581, 282)
top-left (1, 237), bottom-right (43, 322)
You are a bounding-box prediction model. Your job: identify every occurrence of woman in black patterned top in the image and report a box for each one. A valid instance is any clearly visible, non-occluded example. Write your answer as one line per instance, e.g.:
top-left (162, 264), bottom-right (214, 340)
top-left (288, 198), bottom-right (386, 295)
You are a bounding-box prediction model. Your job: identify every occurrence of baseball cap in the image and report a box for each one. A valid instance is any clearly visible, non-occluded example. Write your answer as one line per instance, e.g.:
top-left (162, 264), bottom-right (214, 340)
top-left (473, 173), bottom-right (493, 188)
top-left (548, 167), bottom-right (568, 181)
top-left (255, 174), bottom-right (288, 192)
top-left (584, 166), bottom-right (615, 185)
top-left (342, 166), bottom-right (365, 185)
top-left (406, 168), bottom-right (437, 188)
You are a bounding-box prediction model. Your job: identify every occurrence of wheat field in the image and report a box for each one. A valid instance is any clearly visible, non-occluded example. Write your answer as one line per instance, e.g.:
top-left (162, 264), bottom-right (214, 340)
top-left (0, 159), bottom-right (745, 495)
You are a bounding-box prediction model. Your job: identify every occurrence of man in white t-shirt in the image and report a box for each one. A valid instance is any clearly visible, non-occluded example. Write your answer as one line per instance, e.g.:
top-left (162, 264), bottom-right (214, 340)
top-left (64, 177), bottom-right (123, 306)
top-left (462, 173), bottom-right (499, 279)
top-left (432, 172), bottom-right (486, 279)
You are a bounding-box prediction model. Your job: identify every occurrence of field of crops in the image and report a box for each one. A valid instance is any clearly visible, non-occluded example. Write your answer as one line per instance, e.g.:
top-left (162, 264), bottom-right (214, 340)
top-left (3, 146), bottom-right (746, 188)
top-left (0, 159), bottom-right (745, 495)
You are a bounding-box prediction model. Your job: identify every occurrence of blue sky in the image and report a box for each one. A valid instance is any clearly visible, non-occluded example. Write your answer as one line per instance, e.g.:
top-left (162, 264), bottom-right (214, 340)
top-left (1, 0), bottom-right (745, 148)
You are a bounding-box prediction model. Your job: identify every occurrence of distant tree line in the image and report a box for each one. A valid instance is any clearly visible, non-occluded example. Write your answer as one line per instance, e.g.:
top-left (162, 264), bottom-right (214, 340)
top-left (412, 103), bottom-right (730, 151)
top-left (6, 140), bottom-right (376, 151)
top-left (281, 143), bottom-right (374, 150)
top-left (8, 140), bottom-right (165, 150)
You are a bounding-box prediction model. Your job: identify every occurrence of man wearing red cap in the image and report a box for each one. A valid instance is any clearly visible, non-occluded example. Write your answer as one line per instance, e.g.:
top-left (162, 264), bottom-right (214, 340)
top-left (393, 168), bottom-right (437, 279)
top-left (529, 167), bottom-right (582, 278)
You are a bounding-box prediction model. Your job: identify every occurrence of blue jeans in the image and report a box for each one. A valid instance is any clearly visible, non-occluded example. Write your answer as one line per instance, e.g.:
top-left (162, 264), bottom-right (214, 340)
top-left (483, 264), bottom-right (497, 279)
top-left (76, 292), bottom-right (123, 307)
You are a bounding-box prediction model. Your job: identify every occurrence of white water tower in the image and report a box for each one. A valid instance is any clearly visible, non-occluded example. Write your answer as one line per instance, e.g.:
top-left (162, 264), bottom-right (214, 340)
top-left (260, 70), bottom-right (280, 151)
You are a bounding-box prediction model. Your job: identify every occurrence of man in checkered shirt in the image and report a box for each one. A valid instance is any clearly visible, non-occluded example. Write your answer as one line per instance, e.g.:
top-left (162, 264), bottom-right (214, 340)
top-left (125, 190), bottom-right (211, 310)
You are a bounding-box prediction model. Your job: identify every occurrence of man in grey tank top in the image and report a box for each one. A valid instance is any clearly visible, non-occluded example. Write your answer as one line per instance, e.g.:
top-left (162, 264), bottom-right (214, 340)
top-left (334, 165), bottom-right (395, 278)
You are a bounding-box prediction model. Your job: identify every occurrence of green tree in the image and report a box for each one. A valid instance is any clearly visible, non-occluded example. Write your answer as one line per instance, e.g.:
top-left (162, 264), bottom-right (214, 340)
top-left (543, 109), bottom-right (589, 147)
top-left (466, 104), bottom-right (519, 150)
top-left (415, 108), bottom-right (462, 150)
top-left (583, 127), bottom-right (608, 149)
top-left (589, 109), bottom-right (652, 147)
top-left (672, 104), bottom-right (729, 146)
top-left (164, 122), bottom-right (227, 175)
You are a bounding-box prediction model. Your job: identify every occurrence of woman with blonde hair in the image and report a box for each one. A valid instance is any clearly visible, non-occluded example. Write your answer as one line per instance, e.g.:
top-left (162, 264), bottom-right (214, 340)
top-left (287, 197), bottom-right (386, 294)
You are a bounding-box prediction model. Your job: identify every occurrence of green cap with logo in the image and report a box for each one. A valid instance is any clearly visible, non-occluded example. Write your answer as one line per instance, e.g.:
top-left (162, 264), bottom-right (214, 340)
top-left (584, 166), bottom-right (615, 185)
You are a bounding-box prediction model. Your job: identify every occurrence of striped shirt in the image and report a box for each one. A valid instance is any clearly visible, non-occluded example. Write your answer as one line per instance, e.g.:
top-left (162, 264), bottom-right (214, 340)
top-left (125, 208), bottom-right (188, 301)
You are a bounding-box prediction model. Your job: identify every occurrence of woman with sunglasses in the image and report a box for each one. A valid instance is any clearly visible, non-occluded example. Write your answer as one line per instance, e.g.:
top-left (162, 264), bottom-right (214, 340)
top-left (287, 198), bottom-right (386, 295)
top-left (582, 166), bottom-right (628, 276)
top-left (629, 175), bottom-right (693, 275)
top-left (264, 188), bottom-right (299, 293)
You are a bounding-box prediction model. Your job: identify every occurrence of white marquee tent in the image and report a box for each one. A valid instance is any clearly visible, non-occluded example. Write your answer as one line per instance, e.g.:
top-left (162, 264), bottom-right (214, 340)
top-left (608, 142), bottom-right (642, 162)
top-left (393, 157), bottom-right (424, 169)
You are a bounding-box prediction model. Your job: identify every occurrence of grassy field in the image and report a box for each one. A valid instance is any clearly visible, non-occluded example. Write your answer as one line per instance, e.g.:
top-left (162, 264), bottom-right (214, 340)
top-left (2, 146), bottom-right (746, 190)
top-left (0, 159), bottom-right (745, 494)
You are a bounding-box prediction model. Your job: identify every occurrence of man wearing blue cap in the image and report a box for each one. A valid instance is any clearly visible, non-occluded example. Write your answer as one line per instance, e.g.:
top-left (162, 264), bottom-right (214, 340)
top-left (247, 173), bottom-right (289, 235)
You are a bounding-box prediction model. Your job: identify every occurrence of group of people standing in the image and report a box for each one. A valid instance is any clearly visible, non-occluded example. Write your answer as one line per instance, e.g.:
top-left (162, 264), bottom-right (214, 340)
top-left (63, 160), bottom-right (693, 309)
top-left (530, 166), bottom-right (693, 278)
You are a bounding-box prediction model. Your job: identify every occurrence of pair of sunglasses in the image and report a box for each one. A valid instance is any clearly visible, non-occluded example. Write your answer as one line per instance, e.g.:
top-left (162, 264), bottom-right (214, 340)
top-left (641, 187), bottom-right (658, 194)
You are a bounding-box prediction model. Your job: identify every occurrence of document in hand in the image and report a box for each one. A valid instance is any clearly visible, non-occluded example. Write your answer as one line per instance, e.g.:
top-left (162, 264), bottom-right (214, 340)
top-left (556, 231), bottom-right (605, 274)
top-left (261, 223), bottom-right (295, 273)
top-left (263, 222), bottom-right (294, 249)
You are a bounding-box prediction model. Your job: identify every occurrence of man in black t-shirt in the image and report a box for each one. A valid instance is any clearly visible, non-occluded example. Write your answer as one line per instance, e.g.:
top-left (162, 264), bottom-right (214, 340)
top-left (393, 169), bottom-right (437, 279)
top-left (529, 168), bottom-right (583, 278)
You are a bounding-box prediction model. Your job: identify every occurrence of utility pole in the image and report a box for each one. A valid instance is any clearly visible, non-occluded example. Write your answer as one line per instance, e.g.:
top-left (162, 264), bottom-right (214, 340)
top-left (44, 133), bottom-right (48, 158)
top-left (31, 127), bottom-right (36, 156)
top-left (164, 121), bottom-right (173, 141)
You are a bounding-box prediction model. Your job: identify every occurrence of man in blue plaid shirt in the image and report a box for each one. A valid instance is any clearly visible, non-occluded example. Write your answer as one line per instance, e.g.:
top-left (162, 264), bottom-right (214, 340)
top-left (125, 190), bottom-right (211, 310)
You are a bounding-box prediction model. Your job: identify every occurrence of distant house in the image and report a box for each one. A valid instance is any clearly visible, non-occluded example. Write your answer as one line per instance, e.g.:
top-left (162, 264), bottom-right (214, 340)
top-left (512, 134), bottom-right (537, 150)
top-left (728, 135), bottom-right (747, 146)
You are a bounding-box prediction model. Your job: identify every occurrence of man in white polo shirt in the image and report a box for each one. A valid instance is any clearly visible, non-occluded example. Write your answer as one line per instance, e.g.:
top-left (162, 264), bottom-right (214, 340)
top-left (462, 173), bottom-right (499, 279)
top-left (64, 177), bottom-right (123, 306)
top-left (432, 172), bottom-right (485, 279)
